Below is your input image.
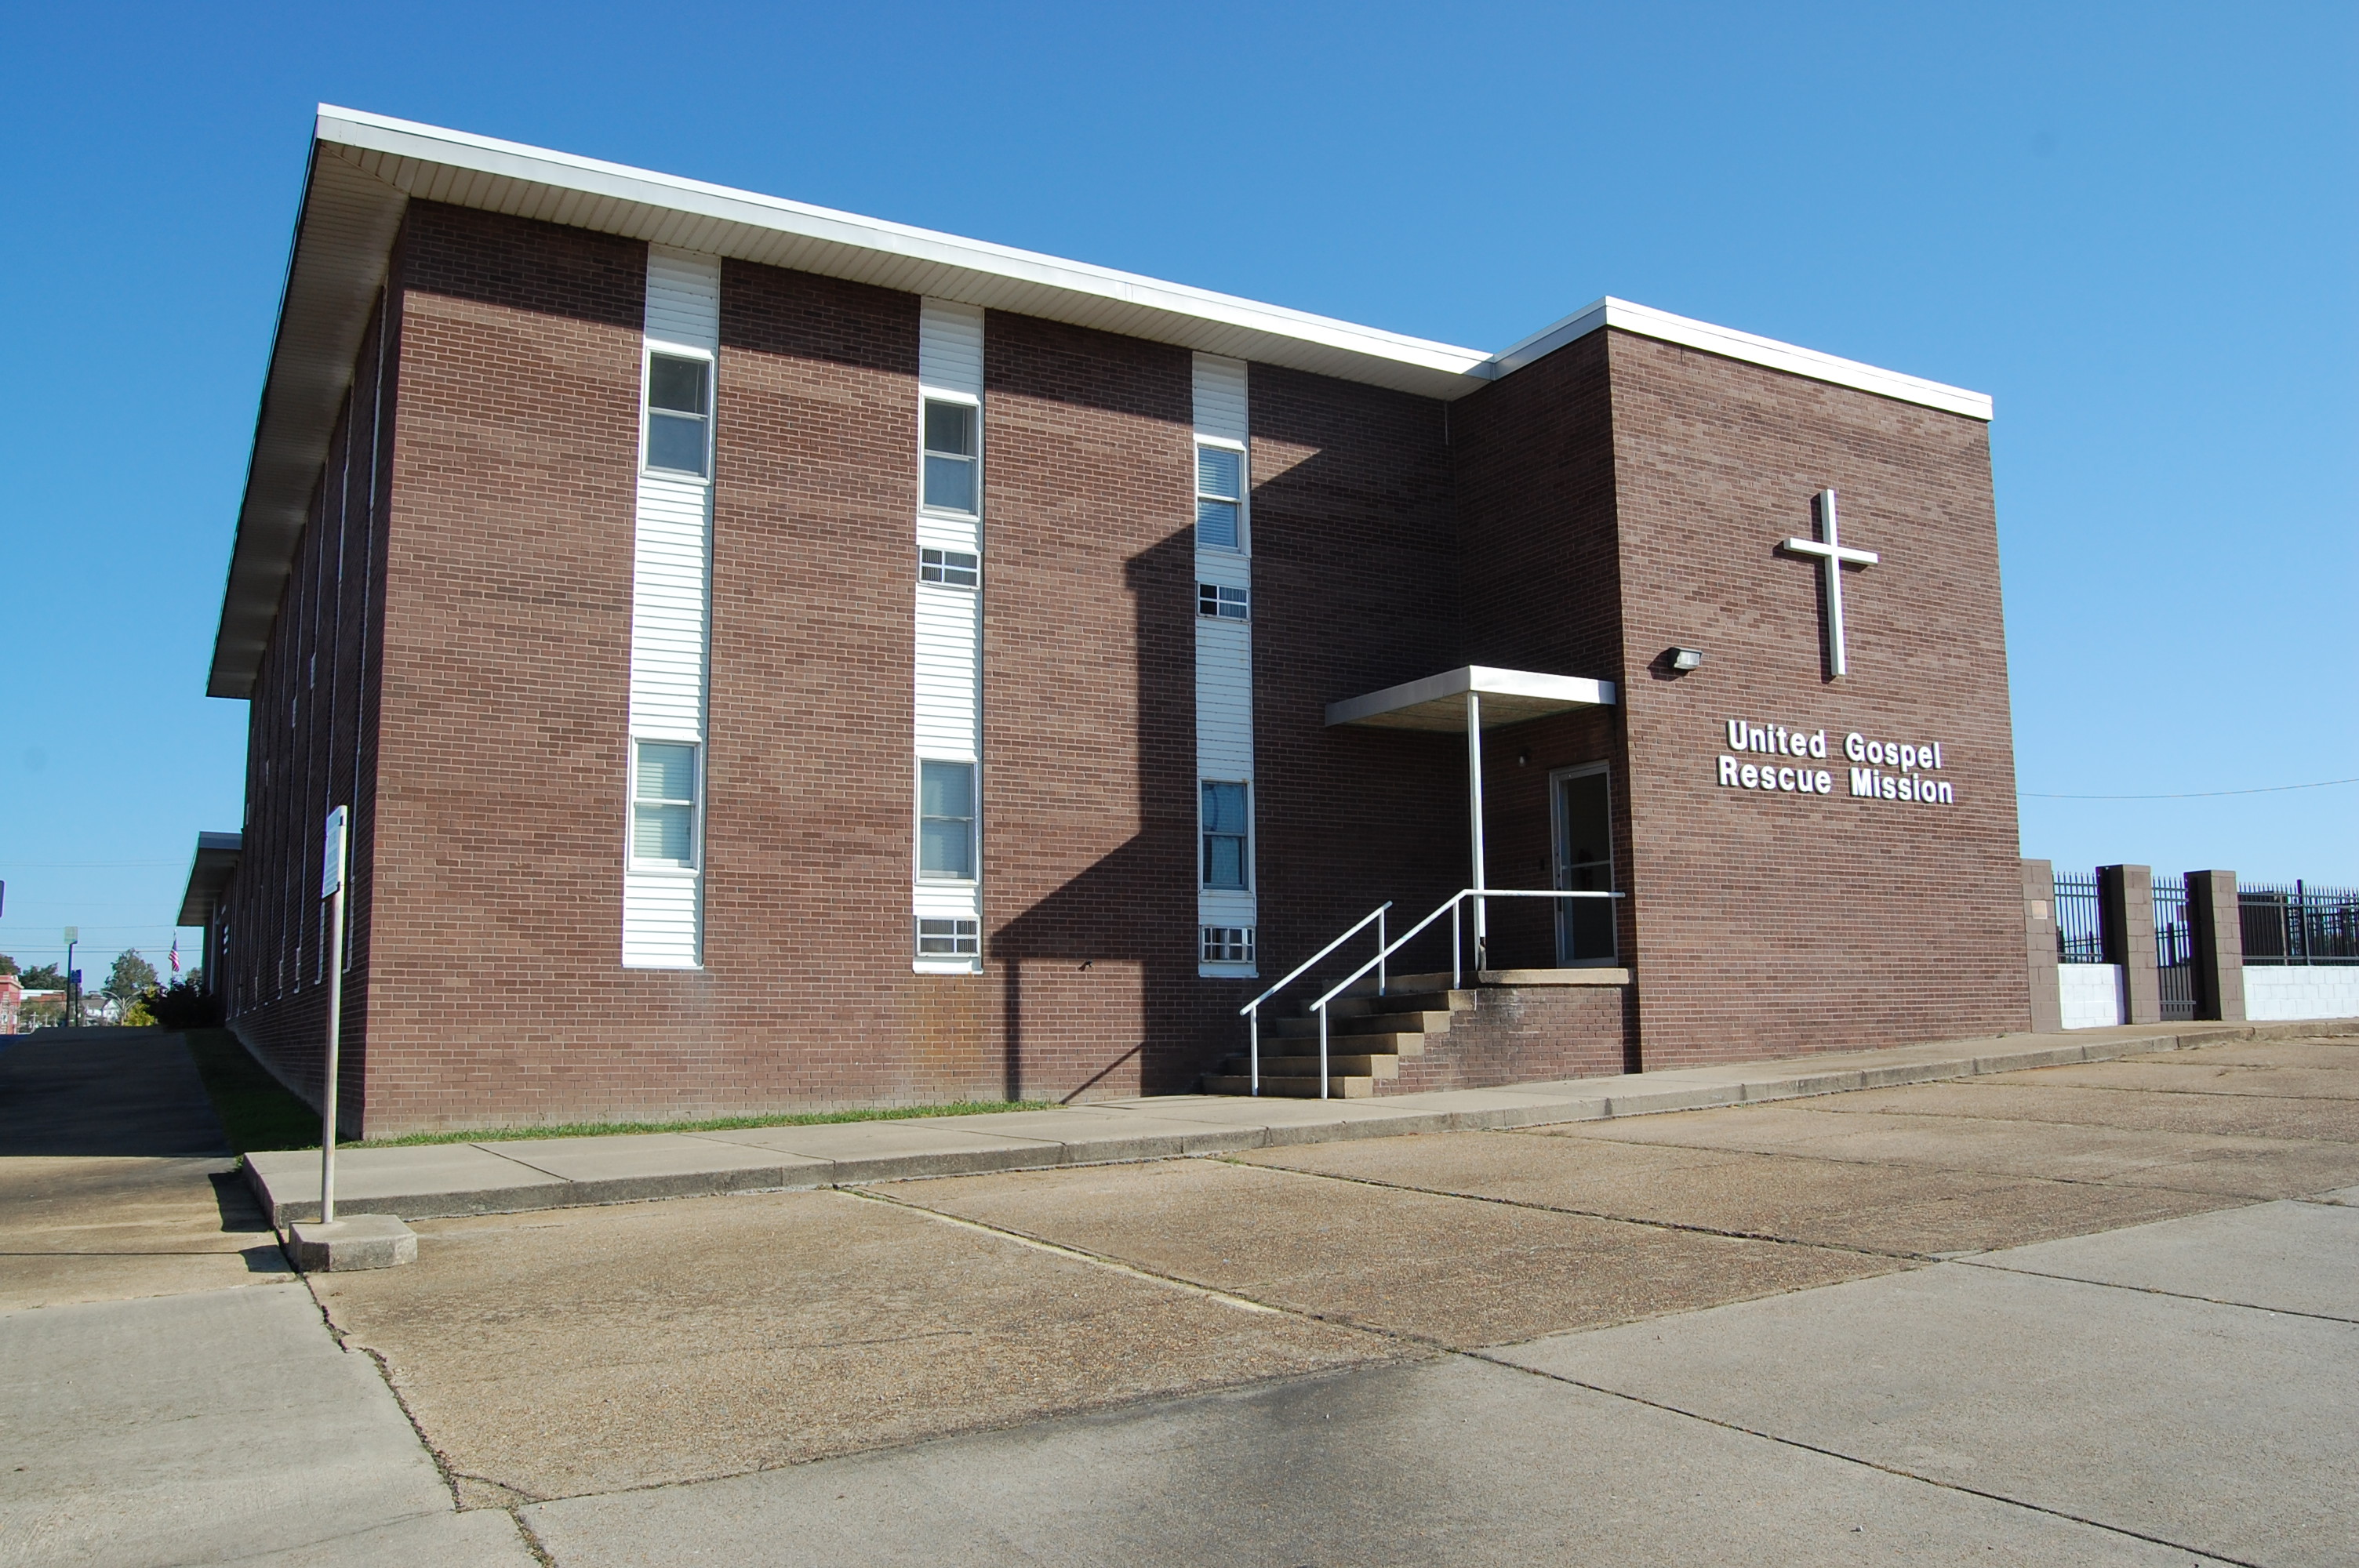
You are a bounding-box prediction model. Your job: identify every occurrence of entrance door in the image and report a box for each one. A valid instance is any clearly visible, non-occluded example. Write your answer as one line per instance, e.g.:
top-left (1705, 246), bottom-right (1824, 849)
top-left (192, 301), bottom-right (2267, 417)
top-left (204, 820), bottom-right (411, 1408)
top-left (1552, 764), bottom-right (1616, 967)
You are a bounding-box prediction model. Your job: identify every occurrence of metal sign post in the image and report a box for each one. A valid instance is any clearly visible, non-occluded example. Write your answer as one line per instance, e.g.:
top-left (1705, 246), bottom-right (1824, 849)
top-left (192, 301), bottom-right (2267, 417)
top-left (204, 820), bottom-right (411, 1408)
top-left (318, 808), bottom-right (349, 1225)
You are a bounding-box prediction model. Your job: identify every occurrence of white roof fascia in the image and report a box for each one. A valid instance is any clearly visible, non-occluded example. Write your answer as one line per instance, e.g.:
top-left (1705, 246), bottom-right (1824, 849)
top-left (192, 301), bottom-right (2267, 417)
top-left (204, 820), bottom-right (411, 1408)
top-left (1325, 666), bottom-right (1617, 729)
top-left (316, 107), bottom-right (1493, 396)
top-left (1487, 297), bottom-right (1994, 422)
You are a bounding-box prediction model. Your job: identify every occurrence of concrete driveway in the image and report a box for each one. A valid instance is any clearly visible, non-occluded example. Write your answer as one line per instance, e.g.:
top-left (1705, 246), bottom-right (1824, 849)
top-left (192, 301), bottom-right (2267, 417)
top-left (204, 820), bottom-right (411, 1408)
top-left (0, 1036), bottom-right (533, 1566)
top-left (288, 1032), bottom-right (2358, 1566)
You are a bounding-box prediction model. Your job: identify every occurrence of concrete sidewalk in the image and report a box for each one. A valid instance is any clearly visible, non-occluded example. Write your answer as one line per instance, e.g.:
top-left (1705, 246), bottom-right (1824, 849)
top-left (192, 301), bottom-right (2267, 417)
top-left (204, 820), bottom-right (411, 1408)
top-left (247, 1018), bottom-right (2357, 1226)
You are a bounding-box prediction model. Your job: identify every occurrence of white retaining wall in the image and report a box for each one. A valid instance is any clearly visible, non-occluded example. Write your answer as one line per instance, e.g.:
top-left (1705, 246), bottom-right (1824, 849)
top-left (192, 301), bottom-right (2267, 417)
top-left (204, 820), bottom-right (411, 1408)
top-left (2243, 966), bottom-right (2359, 1022)
top-left (2058, 964), bottom-right (2126, 1029)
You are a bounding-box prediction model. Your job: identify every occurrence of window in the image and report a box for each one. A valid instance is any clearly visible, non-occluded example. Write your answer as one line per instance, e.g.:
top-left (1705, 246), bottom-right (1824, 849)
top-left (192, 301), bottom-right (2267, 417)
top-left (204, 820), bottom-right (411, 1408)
top-left (918, 917), bottom-right (980, 957)
top-left (633, 741), bottom-right (700, 867)
top-left (1195, 445), bottom-right (1243, 550)
top-left (645, 354), bottom-right (711, 477)
top-left (919, 760), bottom-right (976, 880)
top-left (1198, 583), bottom-right (1248, 620)
top-left (922, 400), bottom-right (979, 514)
top-left (1201, 780), bottom-right (1249, 889)
top-left (1201, 926), bottom-right (1255, 964)
top-left (921, 546), bottom-right (980, 588)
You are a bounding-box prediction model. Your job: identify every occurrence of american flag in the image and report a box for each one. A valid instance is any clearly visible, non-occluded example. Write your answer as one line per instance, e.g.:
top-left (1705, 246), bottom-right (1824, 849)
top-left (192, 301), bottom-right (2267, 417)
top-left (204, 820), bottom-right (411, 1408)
top-left (169, 939), bottom-right (180, 975)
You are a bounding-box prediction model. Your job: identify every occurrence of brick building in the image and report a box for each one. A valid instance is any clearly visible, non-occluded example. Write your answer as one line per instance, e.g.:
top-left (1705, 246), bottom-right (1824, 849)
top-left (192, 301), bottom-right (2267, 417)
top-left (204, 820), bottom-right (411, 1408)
top-left (191, 108), bottom-right (2027, 1136)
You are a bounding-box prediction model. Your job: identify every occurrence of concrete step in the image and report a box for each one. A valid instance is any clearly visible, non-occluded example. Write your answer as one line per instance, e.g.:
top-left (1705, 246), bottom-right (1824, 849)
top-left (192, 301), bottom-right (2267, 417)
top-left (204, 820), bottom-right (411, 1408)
top-left (1266, 1011), bottom-right (1453, 1040)
top-left (1253, 1031), bottom-right (1425, 1058)
top-left (1201, 1073), bottom-right (1376, 1099)
top-left (1324, 990), bottom-right (1472, 1020)
top-left (1225, 1052), bottom-right (1400, 1080)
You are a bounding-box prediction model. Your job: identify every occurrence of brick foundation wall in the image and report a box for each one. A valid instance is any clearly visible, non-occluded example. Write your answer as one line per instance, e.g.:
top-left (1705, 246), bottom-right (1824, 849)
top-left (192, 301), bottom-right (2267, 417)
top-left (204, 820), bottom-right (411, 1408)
top-left (1389, 985), bottom-right (1632, 1093)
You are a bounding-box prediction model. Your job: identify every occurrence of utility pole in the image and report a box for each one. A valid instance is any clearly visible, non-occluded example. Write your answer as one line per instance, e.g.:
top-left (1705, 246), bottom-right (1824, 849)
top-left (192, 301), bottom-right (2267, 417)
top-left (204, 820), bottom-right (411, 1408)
top-left (63, 927), bottom-right (78, 1027)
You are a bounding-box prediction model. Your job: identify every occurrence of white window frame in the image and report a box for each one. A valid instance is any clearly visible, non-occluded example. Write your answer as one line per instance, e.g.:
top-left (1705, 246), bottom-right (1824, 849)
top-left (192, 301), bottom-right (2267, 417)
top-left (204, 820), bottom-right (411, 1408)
top-left (640, 344), bottom-right (715, 483)
top-left (1198, 582), bottom-right (1249, 620)
top-left (1198, 779), bottom-right (1252, 893)
top-left (916, 916), bottom-right (981, 960)
top-left (915, 757), bottom-right (980, 885)
top-left (627, 738), bottom-right (703, 874)
top-left (1201, 926), bottom-right (1256, 966)
top-left (921, 546), bottom-right (980, 589)
top-left (919, 393), bottom-right (983, 519)
top-left (1194, 437), bottom-right (1249, 555)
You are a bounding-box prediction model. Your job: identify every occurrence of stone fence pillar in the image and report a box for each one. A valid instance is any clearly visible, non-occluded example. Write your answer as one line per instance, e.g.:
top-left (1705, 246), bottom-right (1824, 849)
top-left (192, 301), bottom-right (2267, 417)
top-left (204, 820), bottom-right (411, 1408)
top-left (2022, 858), bottom-right (2063, 1033)
top-left (2098, 864), bottom-right (2161, 1025)
top-left (2186, 869), bottom-right (2245, 1022)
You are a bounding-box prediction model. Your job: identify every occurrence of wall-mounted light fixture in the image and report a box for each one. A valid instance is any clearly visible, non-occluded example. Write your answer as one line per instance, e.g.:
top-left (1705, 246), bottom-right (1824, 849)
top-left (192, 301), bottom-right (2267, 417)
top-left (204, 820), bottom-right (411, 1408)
top-left (1667, 647), bottom-right (1705, 673)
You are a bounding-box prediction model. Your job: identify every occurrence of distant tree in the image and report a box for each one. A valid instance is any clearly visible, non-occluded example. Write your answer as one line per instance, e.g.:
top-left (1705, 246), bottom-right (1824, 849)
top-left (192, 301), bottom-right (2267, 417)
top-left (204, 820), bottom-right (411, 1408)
top-left (0, 953), bottom-right (16, 976)
top-left (19, 964), bottom-right (66, 990)
top-left (105, 951), bottom-right (158, 1003)
top-left (146, 977), bottom-right (222, 1030)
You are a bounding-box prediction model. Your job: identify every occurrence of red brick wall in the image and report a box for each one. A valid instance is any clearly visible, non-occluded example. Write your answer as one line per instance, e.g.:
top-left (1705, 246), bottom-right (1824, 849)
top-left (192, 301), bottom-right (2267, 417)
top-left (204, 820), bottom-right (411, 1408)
top-left (976, 313), bottom-right (1205, 1097)
top-left (352, 204), bottom-right (648, 1132)
top-left (1247, 365), bottom-right (1470, 1007)
top-left (224, 290), bottom-right (396, 1131)
top-left (1450, 336), bottom-right (1639, 975)
top-left (1604, 330), bottom-right (2029, 1062)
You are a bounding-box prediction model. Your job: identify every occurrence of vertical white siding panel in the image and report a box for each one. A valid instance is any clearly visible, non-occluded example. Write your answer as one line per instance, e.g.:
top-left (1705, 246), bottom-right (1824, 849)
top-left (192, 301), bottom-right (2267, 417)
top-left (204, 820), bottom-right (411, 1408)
top-left (914, 300), bottom-right (986, 971)
top-left (1193, 354), bottom-right (1255, 973)
top-left (919, 301), bottom-right (985, 396)
top-left (645, 249), bottom-right (721, 350)
top-left (624, 245), bottom-right (718, 968)
top-left (1192, 356), bottom-right (1249, 444)
top-left (914, 586), bottom-right (980, 760)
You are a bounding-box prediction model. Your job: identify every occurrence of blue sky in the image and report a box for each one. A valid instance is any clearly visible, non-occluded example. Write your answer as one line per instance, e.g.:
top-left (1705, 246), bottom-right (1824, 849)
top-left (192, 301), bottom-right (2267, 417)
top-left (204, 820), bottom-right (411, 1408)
top-left (1, 1), bottom-right (2351, 979)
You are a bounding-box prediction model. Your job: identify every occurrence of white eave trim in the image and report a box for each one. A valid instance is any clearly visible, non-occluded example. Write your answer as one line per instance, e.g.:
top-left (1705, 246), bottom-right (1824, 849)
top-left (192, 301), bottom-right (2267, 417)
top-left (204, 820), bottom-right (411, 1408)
top-left (317, 106), bottom-right (1492, 393)
top-left (1486, 297), bottom-right (1994, 422)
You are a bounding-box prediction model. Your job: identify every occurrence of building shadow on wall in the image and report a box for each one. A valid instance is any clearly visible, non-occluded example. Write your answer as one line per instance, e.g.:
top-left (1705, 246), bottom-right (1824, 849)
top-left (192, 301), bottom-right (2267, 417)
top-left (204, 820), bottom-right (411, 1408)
top-left (987, 530), bottom-right (1206, 1101)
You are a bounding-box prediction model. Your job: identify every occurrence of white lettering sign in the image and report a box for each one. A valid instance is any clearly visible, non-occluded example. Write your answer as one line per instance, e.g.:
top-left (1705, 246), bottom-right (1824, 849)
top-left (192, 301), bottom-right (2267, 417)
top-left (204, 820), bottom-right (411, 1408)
top-left (1716, 719), bottom-right (1958, 808)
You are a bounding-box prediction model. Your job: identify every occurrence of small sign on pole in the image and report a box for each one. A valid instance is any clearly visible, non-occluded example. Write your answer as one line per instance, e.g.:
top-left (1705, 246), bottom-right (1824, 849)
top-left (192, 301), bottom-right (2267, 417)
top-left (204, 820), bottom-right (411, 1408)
top-left (318, 808), bottom-right (350, 1225)
top-left (322, 807), bottom-right (349, 897)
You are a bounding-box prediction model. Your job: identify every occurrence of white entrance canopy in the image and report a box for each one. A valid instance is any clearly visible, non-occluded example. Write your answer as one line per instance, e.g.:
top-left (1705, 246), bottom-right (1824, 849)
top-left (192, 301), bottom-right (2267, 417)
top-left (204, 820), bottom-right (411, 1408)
top-left (1325, 666), bottom-right (1616, 732)
top-left (1325, 666), bottom-right (1616, 970)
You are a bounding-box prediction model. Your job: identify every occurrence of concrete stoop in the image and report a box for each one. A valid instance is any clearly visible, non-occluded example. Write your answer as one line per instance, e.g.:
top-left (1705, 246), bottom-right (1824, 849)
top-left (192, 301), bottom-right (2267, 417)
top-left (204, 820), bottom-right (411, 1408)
top-left (239, 1017), bottom-right (2358, 1230)
top-left (285, 1213), bottom-right (418, 1272)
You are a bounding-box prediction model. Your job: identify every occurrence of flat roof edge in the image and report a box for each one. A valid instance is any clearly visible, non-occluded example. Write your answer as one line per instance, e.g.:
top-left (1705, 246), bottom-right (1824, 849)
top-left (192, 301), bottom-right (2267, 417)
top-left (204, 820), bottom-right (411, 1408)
top-left (1487, 297), bottom-right (1994, 421)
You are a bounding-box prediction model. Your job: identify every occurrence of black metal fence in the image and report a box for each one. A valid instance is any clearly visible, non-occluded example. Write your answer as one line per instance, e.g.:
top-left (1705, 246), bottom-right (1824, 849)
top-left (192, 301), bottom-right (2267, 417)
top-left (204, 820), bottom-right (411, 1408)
top-left (2153, 874), bottom-right (2194, 1021)
top-left (2055, 871), bottom-right (2105, 964)
top-left (2241, 881), bottom-right (2359, 965)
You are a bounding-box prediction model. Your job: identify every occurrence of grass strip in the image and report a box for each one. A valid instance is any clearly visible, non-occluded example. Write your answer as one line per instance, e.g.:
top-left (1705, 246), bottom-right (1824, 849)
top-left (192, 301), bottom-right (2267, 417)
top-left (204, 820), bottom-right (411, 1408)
top-left (183, 1028), bottom-right (324, 1154)
top-left (352, 1101), bottom-right (1059, 1147)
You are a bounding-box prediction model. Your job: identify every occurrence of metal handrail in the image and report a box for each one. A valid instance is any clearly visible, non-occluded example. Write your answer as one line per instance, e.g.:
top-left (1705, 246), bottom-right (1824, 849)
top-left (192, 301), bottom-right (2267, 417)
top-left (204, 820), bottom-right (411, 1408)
top-left (1300, 887), bottom-right (1625, 1100)
top-left (1235, 902), bottom-right (1392, 1097)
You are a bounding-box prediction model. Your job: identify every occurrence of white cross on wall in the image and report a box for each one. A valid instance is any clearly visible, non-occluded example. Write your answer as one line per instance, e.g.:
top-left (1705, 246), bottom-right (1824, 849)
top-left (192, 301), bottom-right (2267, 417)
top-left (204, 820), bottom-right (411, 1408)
top-left (1779, 488), bottom-right (1878, 679)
